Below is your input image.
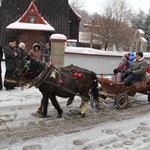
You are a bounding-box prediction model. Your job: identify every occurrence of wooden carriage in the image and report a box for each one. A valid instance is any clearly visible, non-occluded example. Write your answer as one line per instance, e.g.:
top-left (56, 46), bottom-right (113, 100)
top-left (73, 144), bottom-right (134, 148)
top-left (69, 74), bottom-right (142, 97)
top-left (97, 75), bottom-right (150, 109)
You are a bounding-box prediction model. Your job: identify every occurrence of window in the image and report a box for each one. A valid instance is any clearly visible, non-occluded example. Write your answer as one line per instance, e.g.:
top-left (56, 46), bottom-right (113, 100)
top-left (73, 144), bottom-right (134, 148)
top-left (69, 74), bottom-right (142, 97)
top-left (29, 15), bottom-right (36, 23)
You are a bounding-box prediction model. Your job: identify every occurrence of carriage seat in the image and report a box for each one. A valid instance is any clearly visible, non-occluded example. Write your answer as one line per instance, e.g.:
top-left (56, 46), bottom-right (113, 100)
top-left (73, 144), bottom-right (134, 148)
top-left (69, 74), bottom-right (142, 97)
top-left (132, 81), bottom-right (146, 89)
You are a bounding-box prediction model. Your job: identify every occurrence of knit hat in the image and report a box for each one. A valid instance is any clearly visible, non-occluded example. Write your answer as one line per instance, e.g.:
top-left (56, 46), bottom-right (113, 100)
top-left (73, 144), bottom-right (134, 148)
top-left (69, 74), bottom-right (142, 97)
top-left (136, 51), bottom-right (143, 58)
top-left (121, 56), bottom-right (127, 63)
top-left (19, 42), bottom-right (26, 48)
top-left (9, 37), bottom-right (16, 42)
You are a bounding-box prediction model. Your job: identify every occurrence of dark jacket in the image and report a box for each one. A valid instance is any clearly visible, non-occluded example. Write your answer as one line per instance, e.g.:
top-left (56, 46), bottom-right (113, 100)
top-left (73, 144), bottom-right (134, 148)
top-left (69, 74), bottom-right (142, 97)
top-left (3, 45), bottom-right (19, 71)
top-left (128, 57), bottom-right (147, 80)
top-left (18, 48), bottom-right (28, 60)
top-left (0, 45), bottom-right (3, 73)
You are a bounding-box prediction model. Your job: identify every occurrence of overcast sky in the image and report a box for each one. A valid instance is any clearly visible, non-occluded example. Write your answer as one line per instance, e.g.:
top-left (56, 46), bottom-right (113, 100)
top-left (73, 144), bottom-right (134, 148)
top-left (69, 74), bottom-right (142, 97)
top-left (69, 0), bottom-right (150, 14)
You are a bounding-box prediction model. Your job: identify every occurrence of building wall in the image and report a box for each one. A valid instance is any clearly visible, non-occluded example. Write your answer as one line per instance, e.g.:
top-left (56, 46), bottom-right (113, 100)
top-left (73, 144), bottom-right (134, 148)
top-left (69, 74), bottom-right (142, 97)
top-left (64, 47), bottom-right (150, 74)
top-left (134, 29), bottom-right (148, 52)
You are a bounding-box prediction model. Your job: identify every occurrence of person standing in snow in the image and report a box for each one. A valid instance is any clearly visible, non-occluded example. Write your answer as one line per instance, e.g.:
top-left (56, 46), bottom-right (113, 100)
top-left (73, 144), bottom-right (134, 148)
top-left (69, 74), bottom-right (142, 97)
top-left (3, 37), bottom-right (19, 90)
top-left (28, 43), bottom-right (43, 61)
top-left (0, 45), bottom-right (3, 90)
top-left (18, 42), bottom-right (28, 60)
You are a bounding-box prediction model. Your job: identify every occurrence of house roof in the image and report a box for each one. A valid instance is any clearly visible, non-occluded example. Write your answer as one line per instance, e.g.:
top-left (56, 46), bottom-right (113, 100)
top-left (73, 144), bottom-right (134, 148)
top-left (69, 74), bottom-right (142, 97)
top-left (68, 5), bottom-right (81, 21)
top-left (6, 1), bottom-right (55, 32)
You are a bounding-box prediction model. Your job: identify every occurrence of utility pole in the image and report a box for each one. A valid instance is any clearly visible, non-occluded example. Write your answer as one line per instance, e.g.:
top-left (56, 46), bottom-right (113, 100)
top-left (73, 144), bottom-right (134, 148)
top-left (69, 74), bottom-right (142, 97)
top-left (84, 18), bottom-right (95, 48)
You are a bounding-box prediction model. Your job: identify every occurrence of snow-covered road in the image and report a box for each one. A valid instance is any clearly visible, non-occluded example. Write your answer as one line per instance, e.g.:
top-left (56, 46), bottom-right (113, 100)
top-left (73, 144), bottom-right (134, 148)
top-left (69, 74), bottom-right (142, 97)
top-left (1, 61), bottom-right (150, 150)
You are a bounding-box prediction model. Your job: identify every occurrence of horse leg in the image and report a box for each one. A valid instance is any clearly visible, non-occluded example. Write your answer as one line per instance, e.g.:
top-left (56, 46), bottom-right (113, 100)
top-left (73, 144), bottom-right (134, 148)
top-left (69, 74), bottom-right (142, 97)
top-left (37, 97), bottom-right (44, 113)
top-left (40, 95), bottom-right (49, 117)
top-left (50, 95), bottom-right (63, 118)
top-left (79, 99), bottom-right (89, 117)
top-left (66, 96), bottom-right (74, 106)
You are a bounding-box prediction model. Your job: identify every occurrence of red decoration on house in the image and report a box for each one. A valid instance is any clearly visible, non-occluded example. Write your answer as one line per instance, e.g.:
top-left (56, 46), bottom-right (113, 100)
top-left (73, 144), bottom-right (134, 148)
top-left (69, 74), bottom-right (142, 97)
top-left (19, 1), bottom-right (46, 24)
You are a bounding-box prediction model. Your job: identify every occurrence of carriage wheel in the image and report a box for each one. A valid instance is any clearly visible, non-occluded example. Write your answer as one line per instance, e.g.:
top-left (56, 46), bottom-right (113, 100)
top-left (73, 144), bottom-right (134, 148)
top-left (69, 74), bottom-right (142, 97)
top-left (115, 93), bottom-right (128, 109)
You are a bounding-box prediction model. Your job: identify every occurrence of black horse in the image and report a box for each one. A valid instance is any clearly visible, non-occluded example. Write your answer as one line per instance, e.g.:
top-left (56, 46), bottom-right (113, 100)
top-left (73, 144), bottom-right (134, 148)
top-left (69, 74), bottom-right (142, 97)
top-left (13, 57), bottom-right (99, 118)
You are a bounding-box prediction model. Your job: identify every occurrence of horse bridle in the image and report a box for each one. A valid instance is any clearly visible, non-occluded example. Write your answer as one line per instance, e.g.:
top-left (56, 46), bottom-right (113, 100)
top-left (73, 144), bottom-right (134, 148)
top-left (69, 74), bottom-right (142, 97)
top-left (17, 60), bottom-right (30, 78)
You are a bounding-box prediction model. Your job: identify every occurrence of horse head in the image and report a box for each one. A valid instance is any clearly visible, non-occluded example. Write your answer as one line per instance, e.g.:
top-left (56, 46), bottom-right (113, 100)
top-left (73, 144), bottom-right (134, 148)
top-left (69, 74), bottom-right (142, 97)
top-left (13, 56), bottom-right (46, 85)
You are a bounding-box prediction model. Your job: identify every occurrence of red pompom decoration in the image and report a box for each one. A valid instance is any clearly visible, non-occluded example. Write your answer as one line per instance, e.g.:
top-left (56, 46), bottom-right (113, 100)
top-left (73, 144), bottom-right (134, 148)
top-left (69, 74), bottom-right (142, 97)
top-left (78, 73), bottom-right (83, 78)
top-left (73, 72), bottom-right (79, 77)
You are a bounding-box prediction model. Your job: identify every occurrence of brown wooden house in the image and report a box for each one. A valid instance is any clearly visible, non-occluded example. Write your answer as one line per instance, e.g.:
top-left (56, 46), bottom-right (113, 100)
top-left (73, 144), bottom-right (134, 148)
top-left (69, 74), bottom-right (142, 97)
top-left (0, 0), bottom-right (81, 47)
top-left (6, 1), bottom-right (55, 50)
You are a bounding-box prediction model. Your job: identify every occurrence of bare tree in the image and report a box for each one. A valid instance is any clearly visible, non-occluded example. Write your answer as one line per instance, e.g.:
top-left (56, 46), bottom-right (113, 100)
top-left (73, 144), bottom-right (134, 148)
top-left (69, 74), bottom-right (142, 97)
top-left (83, 0), bottom-right (134, 50)
top-left (69, 0), bottom-right (83, 11)
top-left (69, 0), bottom-right (91, 31)
top-left (103, 0), bottom-right (133, 24)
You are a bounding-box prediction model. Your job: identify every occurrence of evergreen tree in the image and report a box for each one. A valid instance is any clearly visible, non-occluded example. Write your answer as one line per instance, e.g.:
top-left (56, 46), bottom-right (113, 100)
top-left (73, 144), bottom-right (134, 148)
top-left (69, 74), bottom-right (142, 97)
top-left (131, 10), bottom-right (146, 30)
top-left (144, 10), bottom-right (150, 51)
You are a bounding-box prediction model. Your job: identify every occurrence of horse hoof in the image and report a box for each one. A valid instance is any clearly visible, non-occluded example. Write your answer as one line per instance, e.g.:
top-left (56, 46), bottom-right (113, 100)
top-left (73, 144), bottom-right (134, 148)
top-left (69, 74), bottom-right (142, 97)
top-left (78, 111), bottom-right (81, 115)
top-left (81, 113), bottom-right (85, 117)
top-left (37, 110), bottom-right (41, 113)
top-left (66, 99), bottom-right (73, 106)
top-left (57, 114), bottom-right (62, 118)
top-left (32, 112), bottom-right (46, 118)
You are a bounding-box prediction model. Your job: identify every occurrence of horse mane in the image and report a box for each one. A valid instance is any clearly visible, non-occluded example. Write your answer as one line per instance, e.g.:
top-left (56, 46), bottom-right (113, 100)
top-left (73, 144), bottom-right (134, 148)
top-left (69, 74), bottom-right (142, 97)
top-left (29, 58), bottom-right (46, 77)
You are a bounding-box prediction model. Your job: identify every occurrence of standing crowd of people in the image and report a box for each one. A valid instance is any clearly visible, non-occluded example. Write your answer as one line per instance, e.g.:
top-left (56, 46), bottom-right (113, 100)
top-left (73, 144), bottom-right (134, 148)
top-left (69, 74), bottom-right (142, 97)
top-left (0, 37), bottom-right (50, 90)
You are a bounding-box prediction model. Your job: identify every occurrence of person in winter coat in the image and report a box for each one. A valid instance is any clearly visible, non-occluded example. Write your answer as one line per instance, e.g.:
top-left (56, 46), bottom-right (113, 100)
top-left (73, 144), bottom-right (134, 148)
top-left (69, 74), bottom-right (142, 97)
top-left (28, 43), bottom-right (42, 61)
top-left (124, 51), bottom-right (147, 86)
top-left (125, 52), bottom-right (135, 65)
top-left (0, 45), bottom-right (3, 90)
top-left (18, 42), bottom-right (28, 60)
top-left (113, 56), bottom-right (130, 81)
top-left (3, 37), bottom-right (19, 90)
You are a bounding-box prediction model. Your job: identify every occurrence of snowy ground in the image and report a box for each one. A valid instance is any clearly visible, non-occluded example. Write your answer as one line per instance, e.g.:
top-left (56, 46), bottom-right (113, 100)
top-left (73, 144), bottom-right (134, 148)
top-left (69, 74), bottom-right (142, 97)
top-left (1, 61), bottom-right (150, 150)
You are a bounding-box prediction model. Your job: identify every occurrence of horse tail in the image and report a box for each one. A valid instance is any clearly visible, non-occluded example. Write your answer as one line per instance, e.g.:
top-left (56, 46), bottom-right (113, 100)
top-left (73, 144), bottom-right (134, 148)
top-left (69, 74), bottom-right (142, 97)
top-left (90, 71), bottom-right (99, 100)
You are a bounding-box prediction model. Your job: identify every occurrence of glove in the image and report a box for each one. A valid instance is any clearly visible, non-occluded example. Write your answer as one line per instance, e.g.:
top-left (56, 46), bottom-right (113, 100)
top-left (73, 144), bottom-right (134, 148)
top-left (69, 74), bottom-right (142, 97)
top-left (113, 69), bottom-right (118, 74)
top-left (126, 71), bottom-right (132, 76)
top-left (23, 55), bottom-right (30, 60)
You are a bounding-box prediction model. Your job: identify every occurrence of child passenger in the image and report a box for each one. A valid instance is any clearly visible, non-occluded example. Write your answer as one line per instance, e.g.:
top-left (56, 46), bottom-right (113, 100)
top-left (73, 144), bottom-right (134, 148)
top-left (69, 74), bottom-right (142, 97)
top-left (113, 56), bottom-right (130, 82)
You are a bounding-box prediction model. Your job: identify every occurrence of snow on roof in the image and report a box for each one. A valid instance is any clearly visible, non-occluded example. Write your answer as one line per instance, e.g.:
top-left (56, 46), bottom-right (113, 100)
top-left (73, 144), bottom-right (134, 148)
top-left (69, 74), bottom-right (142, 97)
top-left (6, 21), bottom-right (55, 31)
top-left (66, 47), bottom-right (126, 56)
top-left (6, 1), bottom-right (55, 32)
top-left (138, 29), bottom-right (145, 34)
top-left (68, 4), bottom-right (81, 21)
top-left (141, 37), bottom-right (148, 43)
top-left (50, 34), bottom-right (67, 40)
top-left (66, 47), bottom-right (150, 58)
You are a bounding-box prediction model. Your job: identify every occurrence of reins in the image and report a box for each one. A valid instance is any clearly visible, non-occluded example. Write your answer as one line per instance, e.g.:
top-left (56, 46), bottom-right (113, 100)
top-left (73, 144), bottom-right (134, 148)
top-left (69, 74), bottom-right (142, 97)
top-left (45, 80), bottom-right (91, 102)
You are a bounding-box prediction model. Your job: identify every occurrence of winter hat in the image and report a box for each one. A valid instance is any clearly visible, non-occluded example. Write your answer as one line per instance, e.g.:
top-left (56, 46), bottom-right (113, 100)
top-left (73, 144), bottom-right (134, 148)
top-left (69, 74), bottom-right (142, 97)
top-left (136, 51), bottom-right (143, 58)
top-left (9, 37), bottom-right (16, 42)
top-left (121, 56), bottom-right (128, 63)
top-left (19, 42), bottom-right (26, 48)
top-left (33, 43), bottom-right (41, 49)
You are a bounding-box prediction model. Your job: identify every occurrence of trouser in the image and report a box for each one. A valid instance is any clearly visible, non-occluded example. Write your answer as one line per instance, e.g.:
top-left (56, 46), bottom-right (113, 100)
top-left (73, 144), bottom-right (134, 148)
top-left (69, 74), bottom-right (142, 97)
top-left (4, 70), bottom-right (16, 89)
top-left (124, 74), bottom-right (143, 86)
top-left (0, 73), bottom-right (2, 89)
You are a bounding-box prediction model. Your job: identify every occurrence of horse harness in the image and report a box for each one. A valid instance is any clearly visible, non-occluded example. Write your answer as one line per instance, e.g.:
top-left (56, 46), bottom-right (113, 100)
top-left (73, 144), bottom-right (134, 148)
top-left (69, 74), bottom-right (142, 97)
top-left (31, 66), bottom-right (91, 101)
